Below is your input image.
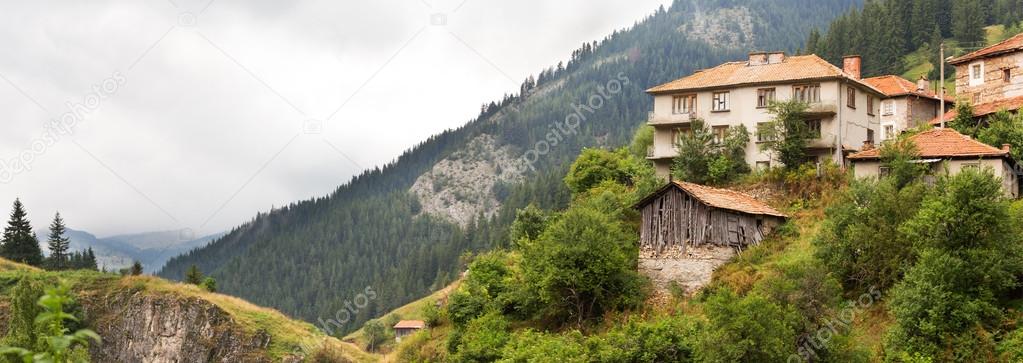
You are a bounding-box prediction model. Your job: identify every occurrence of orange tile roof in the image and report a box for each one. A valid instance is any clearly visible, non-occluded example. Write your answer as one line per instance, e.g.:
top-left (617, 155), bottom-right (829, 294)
top-left (847, 128), bottom-right (1008, 160)
top-left (928, 95), bottom-right (1023, 125)
top-left (646, 54), bottom-right (882, 95)
top-left (635, 181), bottom-right (787, 218)
top-left (862, 75), bottom-right (952, 101)
top-left (949, 32), bottom-right (1023, 65)
top-left (393, 320), bottom-right (426, 329)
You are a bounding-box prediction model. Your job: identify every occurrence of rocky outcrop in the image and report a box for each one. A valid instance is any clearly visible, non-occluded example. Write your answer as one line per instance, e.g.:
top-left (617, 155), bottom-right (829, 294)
top-left (682, 6), bottom-right (755, 48)
top-left (410, 134), bottom-right (527, 226)
top-left (78, 290), bottom-right (276, 363)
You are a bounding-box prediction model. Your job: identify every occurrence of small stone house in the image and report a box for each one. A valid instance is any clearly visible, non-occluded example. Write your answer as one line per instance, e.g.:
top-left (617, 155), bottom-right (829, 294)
top-left (862, 75), bottom-right (952, 140)
top-left (635, 181), bottom-right (787, 254)
top-left (848, 128), bottom-right (1020, 198)
top-left (393, 320), bottom-right (426, 342)
top-left (931, 32), bottom-right (1023, 125)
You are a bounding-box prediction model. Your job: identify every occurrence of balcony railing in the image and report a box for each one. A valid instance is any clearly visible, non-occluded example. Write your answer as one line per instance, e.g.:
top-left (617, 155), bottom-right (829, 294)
top-left (646, 145), bottom-right (679, 160)
top-left (805, 100), bottom-right (839, 116)
top-left (648, 111), bottom-right (697, 126)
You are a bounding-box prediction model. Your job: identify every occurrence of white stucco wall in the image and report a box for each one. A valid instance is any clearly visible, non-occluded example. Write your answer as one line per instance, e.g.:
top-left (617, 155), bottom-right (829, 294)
top-left (850, 157), bottom-right (1019, 198)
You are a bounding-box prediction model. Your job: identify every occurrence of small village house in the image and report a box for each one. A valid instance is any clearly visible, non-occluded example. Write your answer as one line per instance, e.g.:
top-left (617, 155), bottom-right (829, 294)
top-left (393, 320), bottom-right (426, 342)
top-left (848, 128), bottom-right (1019, 198)
top-left (862, 75), bottom-right (953, 140)
top-left (932, 32), bottom-right (1023, 125)
top-left (636, 181), bottom-right (787, 253)
top-left (645, 52), bottom-right (885, 179)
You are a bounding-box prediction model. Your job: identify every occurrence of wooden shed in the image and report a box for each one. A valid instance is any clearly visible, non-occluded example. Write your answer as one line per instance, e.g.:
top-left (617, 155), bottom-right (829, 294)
top-left (636, 181), bottom-right (787, 253)
top-left (393, 320), bottom-right (426, 342)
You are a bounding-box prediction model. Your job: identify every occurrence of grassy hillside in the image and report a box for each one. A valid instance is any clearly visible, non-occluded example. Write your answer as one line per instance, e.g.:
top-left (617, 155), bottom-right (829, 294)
top-left (0, 260), bottom-right (371, 362)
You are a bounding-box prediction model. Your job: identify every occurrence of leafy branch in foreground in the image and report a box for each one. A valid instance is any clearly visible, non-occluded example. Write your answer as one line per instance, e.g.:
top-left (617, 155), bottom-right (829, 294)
top-left (0, 281), bottom-right (100, 363)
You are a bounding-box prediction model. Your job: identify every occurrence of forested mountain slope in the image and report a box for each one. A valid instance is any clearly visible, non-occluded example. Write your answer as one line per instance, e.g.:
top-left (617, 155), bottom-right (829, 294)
top-left (159, 0), bottom-right (861, 335)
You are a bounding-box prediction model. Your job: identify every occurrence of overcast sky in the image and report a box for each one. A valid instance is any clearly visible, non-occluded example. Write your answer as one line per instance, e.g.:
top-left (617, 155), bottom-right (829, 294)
top-left (0, 0), bottom-right (670, 238)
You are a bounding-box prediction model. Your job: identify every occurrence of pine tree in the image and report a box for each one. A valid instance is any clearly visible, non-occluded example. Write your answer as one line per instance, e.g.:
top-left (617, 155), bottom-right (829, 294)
top-left (1, 199), bottom-right (43, 266)
top-left (130, 261), bottom-right (143, 276)
top-left (953, 0), bottom-right (985, 45)
top-left (46, 212), bottom-right (70, 270)
top-left (806, 28), bottom-right (821, 55)
top-left (83, 247), bottom-right (98, 271)
top-left (185, 264), bottom-right (203, 285)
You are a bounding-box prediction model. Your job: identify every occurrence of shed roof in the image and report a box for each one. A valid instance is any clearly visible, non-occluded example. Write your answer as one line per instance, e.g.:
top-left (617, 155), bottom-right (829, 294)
top-left (393, 320), bottom-right (426, 329)
top-left (949, 32), bottom-right (1023, 65)
top-left (636, 181), bottom-right (787, 218)
top-left (847, 128), bottom-right (1008, 160)
top-left (646, 54), bottom-right (882, 96)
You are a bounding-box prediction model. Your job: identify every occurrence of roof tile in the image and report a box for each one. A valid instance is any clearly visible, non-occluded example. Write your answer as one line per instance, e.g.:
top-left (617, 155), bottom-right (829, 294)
top-left (928, 95), bottom-right (1023, 125)
top-left (847, 128), bottom-right (1008, 160)
top-left (646, 54), bottom-right (881, 95)
top-left (949, 32), bottom-right (1023, 65)
top-left (862, 75), bottom-right (952, 101)
top-left (672, 182), bottom-right (787, 218)
top-left (393, 320), bottom-right (426, 329)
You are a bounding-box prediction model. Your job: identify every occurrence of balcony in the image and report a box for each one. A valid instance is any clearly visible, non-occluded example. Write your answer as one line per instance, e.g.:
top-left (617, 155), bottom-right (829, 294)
top-left (646, 145), bottom-right (678, 160)
top-left (648, 111), bottom-right (697, 126)
top-left (805, 100), bottom-right (839, 117)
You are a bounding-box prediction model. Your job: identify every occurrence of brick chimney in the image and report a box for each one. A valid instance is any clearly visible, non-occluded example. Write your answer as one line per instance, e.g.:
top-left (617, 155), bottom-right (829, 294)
top-left (917, 76), bottom-right (930, 92)
top-left (749, 51), bottom-right (786, 66)
top-left (1003, 144), bottom-right (1012, 153)
top-left (843, 55), bottom-right (862, 80)
top-left (862, 140), bottom-right (875, 151)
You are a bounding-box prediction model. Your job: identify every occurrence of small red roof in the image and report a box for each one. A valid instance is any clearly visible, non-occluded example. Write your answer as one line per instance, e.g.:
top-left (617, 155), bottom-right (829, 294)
top-left (862, 75), bottom-right (952, 102)
top-left (637, 181), bottom-right (787, 218)
top-left (949, 32), bottom-right (1023, 65)
top-left (393, 320), bottom-right (426, 329)
top-left (847, 128), bottom-right (1008, 160)
top-left (928, 95), bottom-right (1023, 125)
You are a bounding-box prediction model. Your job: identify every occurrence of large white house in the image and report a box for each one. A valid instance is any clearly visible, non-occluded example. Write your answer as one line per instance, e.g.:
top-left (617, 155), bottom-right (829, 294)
top-left (645, 52), bottom-right (884, 179)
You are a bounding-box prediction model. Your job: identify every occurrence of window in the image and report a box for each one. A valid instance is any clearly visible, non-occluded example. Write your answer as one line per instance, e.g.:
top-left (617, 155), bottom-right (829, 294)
top-left (1005, 69), bottom-right (1012, 83)
top-left (712, 92), bottom-right (730, 111)
top-left (962, 162), bottom-right (981, 169)
top-left (884, 125), bottom-right (895, 140)
top-left (671, 127), bottom-right (692, 143)
top-left (970, 62), bottom-right (985, 86)
top-left (973, 93), bottom-right (981, 104)
top-left (882, 100), bottom-right (895, 116)
top-left (712, 125), bottom-right (729, 144)
top-left (867, 129), bottom-right (875, 144)
top-left (879, 166), bottom-right (891, 177)
top-left (806, 119), bottom-right (821, 138)
top-left (867, 96), bottom-right (875, 115)
top-left (672, 94), bottom-right (696, 114)
top-left (756, 123), bottom-right (774, 142)
top-left (846, 87), bottom-right (856, 108)
top-left (793, 84), bottom-right (820, 103)
top-left (756, 161), bottom-right (770, 171)
top-left (757, 88), bottom-right (776, 108)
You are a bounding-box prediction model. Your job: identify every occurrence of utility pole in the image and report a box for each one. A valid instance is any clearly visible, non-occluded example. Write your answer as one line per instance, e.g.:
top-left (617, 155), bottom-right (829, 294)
top-left (940, 42), bottom-right (946, 128)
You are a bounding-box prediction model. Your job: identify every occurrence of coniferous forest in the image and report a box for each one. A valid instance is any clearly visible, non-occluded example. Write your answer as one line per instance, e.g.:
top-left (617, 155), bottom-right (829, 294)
top-left (158, 0), bottom-right (864, 335)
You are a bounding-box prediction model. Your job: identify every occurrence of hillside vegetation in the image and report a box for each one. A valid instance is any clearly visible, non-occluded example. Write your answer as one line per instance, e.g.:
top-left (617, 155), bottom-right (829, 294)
top-left (0, 259), bottom-right (368, 362)
top-left (158, 0), bottom-right (862, 337)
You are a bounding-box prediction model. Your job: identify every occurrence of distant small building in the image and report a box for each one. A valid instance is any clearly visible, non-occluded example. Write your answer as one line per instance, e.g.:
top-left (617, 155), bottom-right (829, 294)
top-left (393, 320), bottom-right (426, 342)
top-left (862, 75), bottom-right (953, 140)
top-left (930, 32), bottom-right (1023, 125)
top-left (635, 181), bottom-right (787, 253)
top-left (848, 128), bottom-right (1019, 198)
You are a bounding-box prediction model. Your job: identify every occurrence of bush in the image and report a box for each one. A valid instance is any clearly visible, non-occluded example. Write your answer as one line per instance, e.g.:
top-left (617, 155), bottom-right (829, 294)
top-left (815, 179), bottom-right (929, 291)
top-left (521, 205), bottom-right (645, 327)
top-left (697, 289), bottom-right (799, 362)
top-left (759, 100), bottom-right (812, 169)
top-left (453, 312), bottom-right (510, 363)
top-left (563, 148), bottom-right (658, 196)
top-left (0, 281), bottom-right (100, 363)
top-left (596, 316), bottom-right (699, 362)
top-left (500, 330), bottom-right (589, 363)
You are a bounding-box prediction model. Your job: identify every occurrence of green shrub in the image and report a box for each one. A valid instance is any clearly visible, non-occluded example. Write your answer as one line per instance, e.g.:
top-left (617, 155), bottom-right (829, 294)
top-left (697, 289), bottom-right (799, 363)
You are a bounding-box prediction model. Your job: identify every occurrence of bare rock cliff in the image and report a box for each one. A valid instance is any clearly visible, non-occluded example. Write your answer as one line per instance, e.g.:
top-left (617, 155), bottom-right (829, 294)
top-left (78, 290), bottom-right (279, 363)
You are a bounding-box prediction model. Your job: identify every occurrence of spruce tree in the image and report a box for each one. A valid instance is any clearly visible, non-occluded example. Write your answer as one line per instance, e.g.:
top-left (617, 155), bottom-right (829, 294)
top-left (185, 264), bottom-right (203, 285)
top-left (130, 261), bottom-right (143, 276)
top-left (46, 212), bottom-right (70, 270)
top-left (1, 199), bottom-right (43, 266)
top-left (953, 0), bottom-right (985, 45)
top-left (83, 247), bottom-right (98, 271)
